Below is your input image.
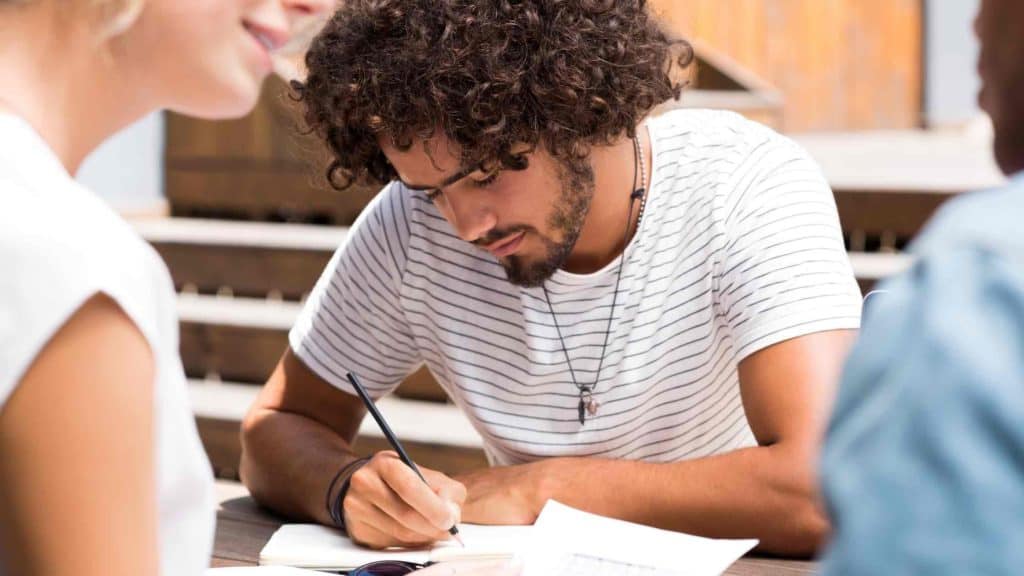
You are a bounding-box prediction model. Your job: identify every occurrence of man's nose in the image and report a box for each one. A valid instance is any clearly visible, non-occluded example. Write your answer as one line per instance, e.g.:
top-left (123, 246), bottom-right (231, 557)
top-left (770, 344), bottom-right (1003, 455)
top-left (444, 191), bottom-right (498, 244)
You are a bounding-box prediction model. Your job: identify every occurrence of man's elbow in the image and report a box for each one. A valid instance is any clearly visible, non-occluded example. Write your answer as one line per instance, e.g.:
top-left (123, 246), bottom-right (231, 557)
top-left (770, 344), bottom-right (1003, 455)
top-left (238, 404), bottom-right (269, 496)
top-left (761, 450), bottom-right (832, 557)
top-left (779, 496), bottom-right (830, 558)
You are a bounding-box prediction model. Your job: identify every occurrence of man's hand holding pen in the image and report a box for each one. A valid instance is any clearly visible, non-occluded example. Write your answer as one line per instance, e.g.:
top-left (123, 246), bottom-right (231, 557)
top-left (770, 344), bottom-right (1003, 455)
top-left (344, 450), bottom-right (467, 549)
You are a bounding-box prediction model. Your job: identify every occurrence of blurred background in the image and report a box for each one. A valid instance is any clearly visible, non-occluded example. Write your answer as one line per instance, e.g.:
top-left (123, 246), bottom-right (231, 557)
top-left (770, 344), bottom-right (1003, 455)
top-left (77, 0), bottom-right (1004, 480)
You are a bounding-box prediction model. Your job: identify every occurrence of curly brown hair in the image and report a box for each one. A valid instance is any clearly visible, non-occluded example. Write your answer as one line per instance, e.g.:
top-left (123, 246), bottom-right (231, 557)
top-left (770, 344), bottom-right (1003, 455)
top-left (295, 0), bottom-right (692, 190)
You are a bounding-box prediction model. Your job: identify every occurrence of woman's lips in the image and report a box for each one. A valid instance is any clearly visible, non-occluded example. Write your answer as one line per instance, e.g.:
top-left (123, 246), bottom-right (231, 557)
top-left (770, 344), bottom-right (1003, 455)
top-left (243, 21), bottom-right (289, 72)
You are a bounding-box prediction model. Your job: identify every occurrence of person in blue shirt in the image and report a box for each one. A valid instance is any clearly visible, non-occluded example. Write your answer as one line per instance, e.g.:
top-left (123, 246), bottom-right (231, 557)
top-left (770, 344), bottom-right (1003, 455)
top-left (820, 0), bottom-right (1024, 573)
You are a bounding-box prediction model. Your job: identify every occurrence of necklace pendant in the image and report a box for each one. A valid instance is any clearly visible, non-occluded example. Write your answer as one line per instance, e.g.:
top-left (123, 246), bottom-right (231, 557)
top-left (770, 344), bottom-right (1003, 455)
top-left (578, 388), bottom-right (598, 424)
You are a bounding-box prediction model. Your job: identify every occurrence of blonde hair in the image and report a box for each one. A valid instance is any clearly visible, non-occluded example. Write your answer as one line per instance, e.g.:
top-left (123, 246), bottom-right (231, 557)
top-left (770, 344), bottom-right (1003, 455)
top-left (0, 0), bottom-right (145, 38)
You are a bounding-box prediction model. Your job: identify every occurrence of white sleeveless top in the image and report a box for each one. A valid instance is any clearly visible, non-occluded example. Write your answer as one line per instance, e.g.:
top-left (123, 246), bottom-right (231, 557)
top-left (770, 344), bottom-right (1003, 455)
top-left (0, 114), bottom-right (214, 575)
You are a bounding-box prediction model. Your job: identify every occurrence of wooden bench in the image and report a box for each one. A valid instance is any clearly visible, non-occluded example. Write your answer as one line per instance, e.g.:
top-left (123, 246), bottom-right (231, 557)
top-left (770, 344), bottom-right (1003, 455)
top-left (176, 292), bottom-right (448, 401)
top-left (190, 379), bottom-right (487, 479)
top-left (135, 218), bottom-right (343, 300)
top-left (176, 292), bottom-right (296, 383)
top-left (849, 252), bottom-right (913, 293)
top-left (166, 164), bottom-right (381, 226)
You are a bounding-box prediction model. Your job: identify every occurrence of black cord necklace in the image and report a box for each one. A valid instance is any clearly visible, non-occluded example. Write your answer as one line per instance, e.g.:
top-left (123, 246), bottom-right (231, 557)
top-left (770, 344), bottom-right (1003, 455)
top-left (542, 133), bottom-right (649, 425)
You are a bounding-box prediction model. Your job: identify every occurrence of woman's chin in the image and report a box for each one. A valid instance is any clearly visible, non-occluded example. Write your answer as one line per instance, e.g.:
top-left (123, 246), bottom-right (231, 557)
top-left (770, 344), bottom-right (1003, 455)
top-left (172, 76), bottom-right (265, 120)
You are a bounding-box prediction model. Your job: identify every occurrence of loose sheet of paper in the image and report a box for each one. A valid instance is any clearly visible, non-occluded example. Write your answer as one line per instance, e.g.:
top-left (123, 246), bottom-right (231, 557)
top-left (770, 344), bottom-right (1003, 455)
top-left (519, 501), bottom-right (758, 576)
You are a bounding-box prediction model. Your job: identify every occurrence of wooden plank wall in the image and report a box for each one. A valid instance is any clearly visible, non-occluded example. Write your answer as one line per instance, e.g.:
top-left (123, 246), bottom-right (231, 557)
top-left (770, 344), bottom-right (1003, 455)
top-left (651, 0), bottom-right (923, 132)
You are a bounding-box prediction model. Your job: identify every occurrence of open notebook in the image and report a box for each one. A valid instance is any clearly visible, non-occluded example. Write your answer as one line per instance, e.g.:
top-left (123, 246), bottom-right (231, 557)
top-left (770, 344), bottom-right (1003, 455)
top-left (259, 523), bottom-right (533, 571)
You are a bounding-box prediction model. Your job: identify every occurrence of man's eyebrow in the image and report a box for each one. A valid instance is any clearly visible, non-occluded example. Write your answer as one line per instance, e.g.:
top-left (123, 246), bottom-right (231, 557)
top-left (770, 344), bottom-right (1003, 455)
top-left (402, 164), bottom-right (479, 192)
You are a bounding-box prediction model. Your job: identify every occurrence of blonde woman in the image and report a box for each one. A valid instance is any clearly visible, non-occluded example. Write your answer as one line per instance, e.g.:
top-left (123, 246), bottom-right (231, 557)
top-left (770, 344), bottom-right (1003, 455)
top-left (0, 1), bottom-right (331, 575)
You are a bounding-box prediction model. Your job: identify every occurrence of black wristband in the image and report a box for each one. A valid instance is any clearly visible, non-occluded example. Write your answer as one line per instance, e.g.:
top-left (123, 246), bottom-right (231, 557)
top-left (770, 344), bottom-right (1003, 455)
top-left (324, 460), bottom-right (353, 525)
top-left (327, 456), bottom-right (371, 530)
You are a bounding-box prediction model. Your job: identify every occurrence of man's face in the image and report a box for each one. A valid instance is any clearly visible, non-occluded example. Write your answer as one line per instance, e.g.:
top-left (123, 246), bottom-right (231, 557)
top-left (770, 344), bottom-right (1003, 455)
top-left (976, 0), bottom-right (1024, 175)
top-left (380, 135), bottom-right (596, 287)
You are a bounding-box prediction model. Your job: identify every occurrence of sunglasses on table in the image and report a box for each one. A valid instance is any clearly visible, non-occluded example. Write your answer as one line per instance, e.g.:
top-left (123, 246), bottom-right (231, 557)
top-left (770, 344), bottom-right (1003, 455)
top-left (346, 560), bottom-right (430, 576)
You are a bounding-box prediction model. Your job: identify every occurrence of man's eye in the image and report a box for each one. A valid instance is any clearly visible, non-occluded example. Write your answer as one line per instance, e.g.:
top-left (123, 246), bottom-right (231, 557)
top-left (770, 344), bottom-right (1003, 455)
top-left (472, 171), bottom-right (500, 188)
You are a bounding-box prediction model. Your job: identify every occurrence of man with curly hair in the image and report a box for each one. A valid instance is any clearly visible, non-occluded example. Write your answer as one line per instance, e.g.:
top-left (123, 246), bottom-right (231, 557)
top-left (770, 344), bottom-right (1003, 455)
top-left (240, 0), bottom-right (862, 556)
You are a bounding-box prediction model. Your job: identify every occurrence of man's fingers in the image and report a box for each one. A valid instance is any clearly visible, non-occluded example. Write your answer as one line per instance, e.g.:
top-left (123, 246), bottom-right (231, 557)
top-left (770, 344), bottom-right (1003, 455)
top-left (379, 456), bottom-right (463, 531)
top-left (345, 497), bottom-right (437, 549)
top-left (368, 485), bottom-right (452, 541)
top-left (424, 467), bottom-right (468, 505)
top-left (349, 518), bottom-right (426, 550)
top-left (423, 466), bottom-right (467, 527)
top-left (343, 452), bottom-right (466, 548)
top-left (347, 460), bottom-right (450, 542)
top-left (445, 500), bottom-right (462, 527)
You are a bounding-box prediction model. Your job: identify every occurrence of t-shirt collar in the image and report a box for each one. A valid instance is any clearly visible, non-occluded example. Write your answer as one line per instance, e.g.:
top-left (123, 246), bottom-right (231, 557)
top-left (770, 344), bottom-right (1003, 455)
top-left (0, 112), bottom-right (73, 185)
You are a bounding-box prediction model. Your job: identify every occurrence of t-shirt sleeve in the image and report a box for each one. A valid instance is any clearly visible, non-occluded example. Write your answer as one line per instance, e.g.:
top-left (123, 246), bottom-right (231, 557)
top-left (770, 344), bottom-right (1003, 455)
top-left (820, 247), bottom-right (1024, 575)
top-left (715, 133), bottom-right (862, 361)
top-left (289, 184), bottom-right (421, 398)
top-left (0, 221), bottom-right (121, 407)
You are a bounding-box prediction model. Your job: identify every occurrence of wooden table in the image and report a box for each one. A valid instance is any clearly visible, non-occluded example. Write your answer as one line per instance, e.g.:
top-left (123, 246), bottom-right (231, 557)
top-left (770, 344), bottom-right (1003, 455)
top-left (212, 482), bottom-right (818, 575)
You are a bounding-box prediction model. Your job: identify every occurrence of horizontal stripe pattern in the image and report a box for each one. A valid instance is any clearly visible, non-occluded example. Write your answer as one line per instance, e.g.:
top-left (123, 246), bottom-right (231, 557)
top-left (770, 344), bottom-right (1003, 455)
top-left (291, 109), bottom-right (862, 466)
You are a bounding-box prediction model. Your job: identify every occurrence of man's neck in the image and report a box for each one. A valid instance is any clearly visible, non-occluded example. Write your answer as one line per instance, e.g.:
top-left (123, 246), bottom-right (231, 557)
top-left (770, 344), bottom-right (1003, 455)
top-left (0, 11), bottom-right (148, 174)
top-left (563, 126), bottom-right (652, 274)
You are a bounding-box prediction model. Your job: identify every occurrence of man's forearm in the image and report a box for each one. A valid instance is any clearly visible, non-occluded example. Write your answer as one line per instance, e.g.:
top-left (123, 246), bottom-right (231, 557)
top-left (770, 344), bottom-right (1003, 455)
top-left (240, 407), bottom-right (360, 525)
top-left (525, 444), bottom-right (824, 556)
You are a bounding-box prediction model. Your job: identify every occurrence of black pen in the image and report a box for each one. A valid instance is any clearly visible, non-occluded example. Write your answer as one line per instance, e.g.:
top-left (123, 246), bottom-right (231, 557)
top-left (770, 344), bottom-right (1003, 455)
top-left (346, 372), bottom-right (465, 546)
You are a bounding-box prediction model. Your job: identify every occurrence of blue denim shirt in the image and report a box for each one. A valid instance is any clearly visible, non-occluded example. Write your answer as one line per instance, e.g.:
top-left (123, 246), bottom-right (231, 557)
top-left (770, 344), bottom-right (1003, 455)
top-left (820, 174), bottom-right (1024, 575)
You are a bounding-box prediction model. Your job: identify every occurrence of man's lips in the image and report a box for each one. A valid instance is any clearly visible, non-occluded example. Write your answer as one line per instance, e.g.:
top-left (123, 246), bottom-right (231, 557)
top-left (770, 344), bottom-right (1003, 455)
top-left (481, 231), bottom-right (527, 258)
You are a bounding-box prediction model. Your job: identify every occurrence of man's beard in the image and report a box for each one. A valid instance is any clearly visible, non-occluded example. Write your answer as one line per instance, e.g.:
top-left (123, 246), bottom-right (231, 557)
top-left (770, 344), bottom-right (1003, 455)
top-left (500, 158), bottom-right (596, 287)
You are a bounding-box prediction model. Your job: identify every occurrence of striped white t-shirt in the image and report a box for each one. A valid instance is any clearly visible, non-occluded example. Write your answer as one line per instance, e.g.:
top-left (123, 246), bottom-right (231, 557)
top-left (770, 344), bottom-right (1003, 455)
top-left (290, 109), bottom-right (862, 466)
